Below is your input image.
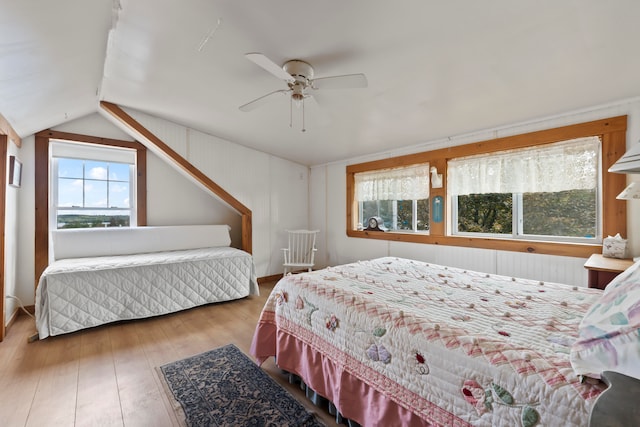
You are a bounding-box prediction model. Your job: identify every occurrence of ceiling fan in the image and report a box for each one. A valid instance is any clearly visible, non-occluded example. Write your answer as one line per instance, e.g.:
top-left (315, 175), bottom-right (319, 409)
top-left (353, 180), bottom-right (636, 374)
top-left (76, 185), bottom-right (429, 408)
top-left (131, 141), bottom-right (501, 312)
top-left (239, 53), bottom-right (368, 131)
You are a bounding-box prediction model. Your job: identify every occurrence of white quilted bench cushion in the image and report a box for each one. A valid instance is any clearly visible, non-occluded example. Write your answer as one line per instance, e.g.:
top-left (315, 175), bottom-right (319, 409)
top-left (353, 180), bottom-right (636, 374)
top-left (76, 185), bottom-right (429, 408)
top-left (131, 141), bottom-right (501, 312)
top-left (36, 246), bottom-right (258, 338)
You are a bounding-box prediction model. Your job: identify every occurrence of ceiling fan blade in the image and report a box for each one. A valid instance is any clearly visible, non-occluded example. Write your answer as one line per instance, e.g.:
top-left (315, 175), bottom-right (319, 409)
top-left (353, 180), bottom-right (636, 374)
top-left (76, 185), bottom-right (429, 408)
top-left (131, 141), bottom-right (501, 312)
top-left (311, 73), bottom-right (368, 90)
top-left (239, 89), bottom-right (290, 112)
top-left (245, 53), bottom-right (294, 82)
top-left (304, 95), bottom-right (332, 127)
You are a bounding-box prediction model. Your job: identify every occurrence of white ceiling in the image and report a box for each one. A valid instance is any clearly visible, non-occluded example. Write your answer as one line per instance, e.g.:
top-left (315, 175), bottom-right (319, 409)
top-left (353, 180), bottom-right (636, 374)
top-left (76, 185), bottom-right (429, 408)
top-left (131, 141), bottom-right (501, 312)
top-left (2, 0), bottom-right (640, 166)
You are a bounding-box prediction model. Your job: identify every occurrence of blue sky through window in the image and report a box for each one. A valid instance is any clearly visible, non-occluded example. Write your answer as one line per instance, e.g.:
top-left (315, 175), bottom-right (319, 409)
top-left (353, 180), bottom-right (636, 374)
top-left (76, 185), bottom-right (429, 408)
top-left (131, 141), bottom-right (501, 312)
top-left (57, 158), bottom-right (130, 209)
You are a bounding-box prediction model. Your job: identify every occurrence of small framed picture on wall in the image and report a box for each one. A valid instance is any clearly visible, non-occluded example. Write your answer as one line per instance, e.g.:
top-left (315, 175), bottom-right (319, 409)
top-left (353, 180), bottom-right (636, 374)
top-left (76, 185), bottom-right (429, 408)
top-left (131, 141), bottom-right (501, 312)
top-left (9, 155), bottom-right (22, 188)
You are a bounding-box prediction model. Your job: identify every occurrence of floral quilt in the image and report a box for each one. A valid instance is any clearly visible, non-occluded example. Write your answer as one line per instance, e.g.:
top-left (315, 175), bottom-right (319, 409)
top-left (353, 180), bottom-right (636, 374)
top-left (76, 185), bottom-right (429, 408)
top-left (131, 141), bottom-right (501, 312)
top-left (252, 257), bottom-right (606, 426)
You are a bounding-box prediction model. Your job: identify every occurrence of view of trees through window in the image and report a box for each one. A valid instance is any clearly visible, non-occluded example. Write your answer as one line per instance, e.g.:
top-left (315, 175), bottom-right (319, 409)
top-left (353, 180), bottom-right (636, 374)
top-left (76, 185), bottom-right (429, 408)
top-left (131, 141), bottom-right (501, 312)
top-left (58, 214), bottom-right (130, 229)
top-left (522, 189), bottom-right (597, 237)
top-left (457, 194), bottom-right (512, 234)
top-left (456, 189), bottom-right (597, 238)
top-left (361, 199), bottom-right (430, 231)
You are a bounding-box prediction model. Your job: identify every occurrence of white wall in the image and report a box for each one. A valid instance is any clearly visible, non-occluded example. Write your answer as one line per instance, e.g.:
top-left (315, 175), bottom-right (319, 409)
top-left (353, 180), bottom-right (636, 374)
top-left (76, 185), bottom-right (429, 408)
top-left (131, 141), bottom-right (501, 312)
top-left (122, 109), bottom-right (310, 276)
top-left (10, 112), bottom-right (309, 315)
top-left (310, 98), bottom-right (640, 288)
top-left (4, 139), bottom-right (21, 325)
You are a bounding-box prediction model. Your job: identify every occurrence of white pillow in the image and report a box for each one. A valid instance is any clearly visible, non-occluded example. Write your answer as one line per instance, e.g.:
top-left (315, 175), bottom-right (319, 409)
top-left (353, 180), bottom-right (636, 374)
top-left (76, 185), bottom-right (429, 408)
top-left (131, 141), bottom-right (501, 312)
top-left (570, 259), bottom-right (640, 380)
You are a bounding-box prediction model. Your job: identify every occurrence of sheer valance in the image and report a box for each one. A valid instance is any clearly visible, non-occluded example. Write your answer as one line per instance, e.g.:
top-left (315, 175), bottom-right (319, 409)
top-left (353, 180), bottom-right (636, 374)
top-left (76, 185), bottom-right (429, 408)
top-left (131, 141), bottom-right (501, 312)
top-left (448, 137), bottom-right (600, 196)
top-left (355, 164), bottom-right (430, 201)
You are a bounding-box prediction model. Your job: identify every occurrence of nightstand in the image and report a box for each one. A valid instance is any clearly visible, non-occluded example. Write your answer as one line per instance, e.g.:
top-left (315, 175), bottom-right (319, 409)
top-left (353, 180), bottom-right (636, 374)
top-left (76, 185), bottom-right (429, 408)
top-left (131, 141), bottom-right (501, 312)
top-left (584, 254), bottom-right (634, 290)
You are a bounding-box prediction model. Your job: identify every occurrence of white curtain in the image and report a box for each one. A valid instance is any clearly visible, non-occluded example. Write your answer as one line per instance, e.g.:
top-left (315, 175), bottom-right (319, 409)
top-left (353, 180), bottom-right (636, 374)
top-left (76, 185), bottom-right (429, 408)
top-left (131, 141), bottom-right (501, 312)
top-left (448, 137), bottom-right (600, 196)
top-left (355, 164), bottom-right (430, 201)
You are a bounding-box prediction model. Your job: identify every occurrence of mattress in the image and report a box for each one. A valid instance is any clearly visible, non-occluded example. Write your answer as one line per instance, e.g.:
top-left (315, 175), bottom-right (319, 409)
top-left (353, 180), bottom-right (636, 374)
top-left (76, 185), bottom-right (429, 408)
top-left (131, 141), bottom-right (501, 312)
top-left (251, 257), bottom-right (605, 426)
top-left (36, 246), bottom-right (258, 339)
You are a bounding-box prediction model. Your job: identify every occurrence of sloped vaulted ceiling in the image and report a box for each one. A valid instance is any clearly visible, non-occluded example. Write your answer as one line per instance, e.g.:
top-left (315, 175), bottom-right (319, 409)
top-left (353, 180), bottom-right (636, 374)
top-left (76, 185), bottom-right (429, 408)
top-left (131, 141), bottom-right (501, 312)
top-left (1, 0), bottom-right (640, 166)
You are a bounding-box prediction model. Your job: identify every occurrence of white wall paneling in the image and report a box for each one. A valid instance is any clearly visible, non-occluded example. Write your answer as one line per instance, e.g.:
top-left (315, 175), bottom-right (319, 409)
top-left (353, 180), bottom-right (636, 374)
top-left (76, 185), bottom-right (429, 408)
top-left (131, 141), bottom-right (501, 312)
top-left (496, 251), bottom-right (589, 288)
top-left (13, 136), bottom-right (34, 319)
top-left (4, 140), bottom-right (21, 325)
top-left (48, 113), bottom-right (135, 142)
top-left (267, 156), bottom-right (309, 275)
top-left (388, 241), bottom-right (440, 265)
top-left (309, 165), bottom-right (329, 269)
top-left (125, 109), bottom-right (309, 278)
top-left (145, 154), bottom-right (240, 239)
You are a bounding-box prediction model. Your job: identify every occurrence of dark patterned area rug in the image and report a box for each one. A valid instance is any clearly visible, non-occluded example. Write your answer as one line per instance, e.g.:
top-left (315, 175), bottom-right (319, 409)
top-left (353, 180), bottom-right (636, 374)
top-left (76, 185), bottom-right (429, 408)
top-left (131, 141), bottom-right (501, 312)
top-left (159, 344), bottom-right (325, 427)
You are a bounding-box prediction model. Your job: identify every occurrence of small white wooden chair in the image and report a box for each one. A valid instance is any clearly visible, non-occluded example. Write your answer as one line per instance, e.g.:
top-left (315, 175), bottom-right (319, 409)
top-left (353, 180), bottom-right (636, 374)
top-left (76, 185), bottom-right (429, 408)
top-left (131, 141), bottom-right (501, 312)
top-left (282, 229), bottom-right (319, 276)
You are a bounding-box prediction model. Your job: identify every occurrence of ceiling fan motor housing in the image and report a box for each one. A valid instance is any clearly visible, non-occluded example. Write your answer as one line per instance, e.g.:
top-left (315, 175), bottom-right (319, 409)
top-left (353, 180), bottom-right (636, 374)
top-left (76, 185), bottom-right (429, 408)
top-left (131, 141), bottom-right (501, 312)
top-left (283, 60), bottom-right (314, 85)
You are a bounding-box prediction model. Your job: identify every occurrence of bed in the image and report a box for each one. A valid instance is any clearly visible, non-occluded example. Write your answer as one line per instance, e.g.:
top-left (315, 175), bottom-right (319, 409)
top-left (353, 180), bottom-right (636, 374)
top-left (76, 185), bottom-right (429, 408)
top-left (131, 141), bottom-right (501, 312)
top-left (36, 225), bottom-right (258, 339)
top-left (251, 256), bottom-right (640, 426)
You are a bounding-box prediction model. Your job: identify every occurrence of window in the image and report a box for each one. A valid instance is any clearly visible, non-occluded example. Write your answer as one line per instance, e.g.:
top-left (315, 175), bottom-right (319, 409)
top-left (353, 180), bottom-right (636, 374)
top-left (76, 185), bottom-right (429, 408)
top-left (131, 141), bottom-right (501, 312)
top-left (354, 164), bottom-right (430, 232)
top-left (448, 137), bottom-right (600, 243)
top-left (346, 116), bottom-right (627, 257)
top-left (50, 140), bottom-right (137, 229)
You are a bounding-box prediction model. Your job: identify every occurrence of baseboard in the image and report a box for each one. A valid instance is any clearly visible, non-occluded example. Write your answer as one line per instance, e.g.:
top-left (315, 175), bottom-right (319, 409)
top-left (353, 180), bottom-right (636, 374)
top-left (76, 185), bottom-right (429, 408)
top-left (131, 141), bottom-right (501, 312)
top-left (257, 274), bottom-right (282, 285)
top-left (5, 304), bottom-right (35, 330)
top-left (258, 270), bottom-right (317, 285)
top-left (5, 308), bottom-right (20, 331)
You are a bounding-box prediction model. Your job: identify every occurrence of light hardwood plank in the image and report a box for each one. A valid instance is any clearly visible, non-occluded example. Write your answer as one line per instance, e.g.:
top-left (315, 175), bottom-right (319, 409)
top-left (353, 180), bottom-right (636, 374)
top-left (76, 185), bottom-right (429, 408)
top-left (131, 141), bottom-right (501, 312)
top-left (25, 332), bottom-right (81, 426)
top-left (0, 282), bottom-right (339, 427)
top-left (0, 316), bottom-right (48, 427)
top-left (110, 321), bottom-right (175, 427)
top-left (75, 327), bottom-right (123, 427)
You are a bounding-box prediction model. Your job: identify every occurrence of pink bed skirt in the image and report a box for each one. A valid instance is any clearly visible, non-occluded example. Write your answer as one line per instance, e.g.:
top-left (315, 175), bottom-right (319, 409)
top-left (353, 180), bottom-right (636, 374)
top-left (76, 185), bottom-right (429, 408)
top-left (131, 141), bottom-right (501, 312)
top-left (251, 321), bottom-right (439, 427)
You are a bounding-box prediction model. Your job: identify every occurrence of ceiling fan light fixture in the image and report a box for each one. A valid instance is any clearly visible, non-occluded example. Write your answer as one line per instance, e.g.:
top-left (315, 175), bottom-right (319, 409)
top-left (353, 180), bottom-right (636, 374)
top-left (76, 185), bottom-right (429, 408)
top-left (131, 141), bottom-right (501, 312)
top-left (291, 83), bottom-right (305, 103)
top-left (289, 93), bottom-right (306, 132)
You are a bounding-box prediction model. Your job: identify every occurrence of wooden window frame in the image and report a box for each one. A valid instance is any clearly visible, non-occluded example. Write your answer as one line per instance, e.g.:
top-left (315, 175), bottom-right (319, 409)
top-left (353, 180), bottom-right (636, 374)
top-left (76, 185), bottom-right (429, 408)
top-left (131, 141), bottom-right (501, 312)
top-left (346, 116), bottom-right (628, 258)
top-left (34, 130), bottom-right (147, 290)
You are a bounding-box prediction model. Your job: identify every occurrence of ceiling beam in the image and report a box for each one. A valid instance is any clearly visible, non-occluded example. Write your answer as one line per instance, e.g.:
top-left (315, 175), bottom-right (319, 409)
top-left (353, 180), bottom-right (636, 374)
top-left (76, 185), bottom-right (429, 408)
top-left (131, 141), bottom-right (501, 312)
top-left (99, 101), bottom-right (252, 254)
top-left (0, 113), bottom-right (21, 148)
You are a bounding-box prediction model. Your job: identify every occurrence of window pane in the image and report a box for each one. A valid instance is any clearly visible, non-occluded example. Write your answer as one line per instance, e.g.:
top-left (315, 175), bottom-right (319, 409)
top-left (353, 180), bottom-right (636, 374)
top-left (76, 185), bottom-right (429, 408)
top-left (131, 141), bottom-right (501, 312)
top-left (362, 200), bottom-right (394, 229)
top-left (57, 209), bottom-right (130, 228)
top-left (109, 182), bottom-right (130, 208)
top-left (85, 161), bottom-right (109, 180)
top-left (53, 149), bottom-right (135, 230)
top-left (457, 193), bottom-right (512, 234)
top-left (109, 163), bottom-right (130, 181)
top-left (58, 158), bottom-right (83, 178)
top-left (417, 199), bottom-right (430, 231)
top-left (377, 200), bottom-right (394, 229)
top-left (362, 201), bottom-right (379, 224)
top-left (58, 177), bottom-right (83, 207)
top-left (84, 180), bottom-right (108, 207)
top-left (397, 200), bottom-right (413, 230)
top-left (522, 189), bottom-right (596, 238)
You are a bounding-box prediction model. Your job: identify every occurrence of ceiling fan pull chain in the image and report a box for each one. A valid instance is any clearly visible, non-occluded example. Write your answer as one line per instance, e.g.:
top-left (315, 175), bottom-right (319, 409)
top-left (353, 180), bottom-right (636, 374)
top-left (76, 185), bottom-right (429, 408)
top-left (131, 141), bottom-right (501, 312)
top-left (289, 96), bottom-right (293, 128)
top-left (301, 98), bottom-right (306, 132)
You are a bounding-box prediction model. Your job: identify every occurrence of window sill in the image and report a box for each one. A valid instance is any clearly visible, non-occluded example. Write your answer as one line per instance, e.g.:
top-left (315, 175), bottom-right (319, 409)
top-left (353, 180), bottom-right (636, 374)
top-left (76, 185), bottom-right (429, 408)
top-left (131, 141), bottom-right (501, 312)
top-left (346, 229), bottom-right (601, 258)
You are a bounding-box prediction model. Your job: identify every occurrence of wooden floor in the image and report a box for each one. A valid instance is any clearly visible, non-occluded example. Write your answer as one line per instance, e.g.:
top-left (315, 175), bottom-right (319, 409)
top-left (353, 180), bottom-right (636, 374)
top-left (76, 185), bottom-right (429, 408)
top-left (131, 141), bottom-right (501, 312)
top-left (0, 282), bottom-right (339, 427)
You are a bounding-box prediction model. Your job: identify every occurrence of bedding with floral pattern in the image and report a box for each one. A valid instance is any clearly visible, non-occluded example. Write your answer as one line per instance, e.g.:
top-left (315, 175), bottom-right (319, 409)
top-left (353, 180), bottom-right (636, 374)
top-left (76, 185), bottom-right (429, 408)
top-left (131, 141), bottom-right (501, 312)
top-left (570, 259), bottom-right (640, 380)
top-left (252, 257), bottom-right (607, 426)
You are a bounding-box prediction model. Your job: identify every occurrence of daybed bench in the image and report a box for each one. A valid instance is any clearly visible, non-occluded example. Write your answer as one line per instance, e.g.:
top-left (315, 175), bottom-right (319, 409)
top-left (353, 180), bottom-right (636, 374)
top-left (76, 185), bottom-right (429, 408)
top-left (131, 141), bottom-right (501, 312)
top-left (36, 225), bottom-right (258, 339)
